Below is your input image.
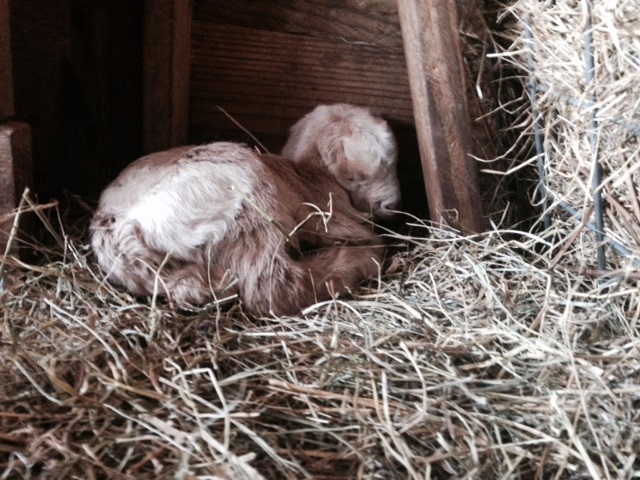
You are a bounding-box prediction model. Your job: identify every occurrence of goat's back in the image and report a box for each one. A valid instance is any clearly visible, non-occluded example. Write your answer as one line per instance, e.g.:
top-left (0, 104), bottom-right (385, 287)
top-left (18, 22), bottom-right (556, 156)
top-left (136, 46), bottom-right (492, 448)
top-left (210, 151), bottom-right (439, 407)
top-left (93, 143), bottom-right (262, 257)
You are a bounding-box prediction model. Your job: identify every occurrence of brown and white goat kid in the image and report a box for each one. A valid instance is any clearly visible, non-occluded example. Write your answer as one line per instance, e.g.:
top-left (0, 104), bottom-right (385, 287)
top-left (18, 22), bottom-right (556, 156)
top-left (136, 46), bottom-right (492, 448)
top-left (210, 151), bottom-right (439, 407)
top-left (90, 104), bottom-right (401, 316)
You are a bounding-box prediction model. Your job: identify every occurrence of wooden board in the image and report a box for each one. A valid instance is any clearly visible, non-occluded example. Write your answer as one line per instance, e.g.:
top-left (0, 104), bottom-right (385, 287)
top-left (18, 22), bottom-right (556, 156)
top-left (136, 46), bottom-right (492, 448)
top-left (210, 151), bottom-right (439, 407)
top-left (0, 0), bottom-right (14, 119)
top-left (193, 0), bottom-right (403, 47)
top-left (0, 121), bottom-right (32, 253)
top-left (143, 0), bottom-right (192, 153)
top-left (188, 0), bottom-right (413, 151)
top-left (398, 0), bottom-right (485, 233)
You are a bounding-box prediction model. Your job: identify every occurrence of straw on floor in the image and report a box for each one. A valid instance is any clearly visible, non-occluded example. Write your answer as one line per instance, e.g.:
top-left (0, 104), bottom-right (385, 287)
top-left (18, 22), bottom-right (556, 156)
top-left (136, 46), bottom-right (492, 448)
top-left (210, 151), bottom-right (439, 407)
top-left (1, 196), bottom-right (638, 480)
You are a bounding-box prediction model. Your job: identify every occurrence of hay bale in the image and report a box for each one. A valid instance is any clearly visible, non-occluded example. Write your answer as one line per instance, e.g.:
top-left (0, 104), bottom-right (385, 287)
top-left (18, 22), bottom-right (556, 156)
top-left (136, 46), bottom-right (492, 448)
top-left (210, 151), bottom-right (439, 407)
top-left (497, 0), bottom-right (640, 268)
top-left (1, 197), bottom-right (638, 479)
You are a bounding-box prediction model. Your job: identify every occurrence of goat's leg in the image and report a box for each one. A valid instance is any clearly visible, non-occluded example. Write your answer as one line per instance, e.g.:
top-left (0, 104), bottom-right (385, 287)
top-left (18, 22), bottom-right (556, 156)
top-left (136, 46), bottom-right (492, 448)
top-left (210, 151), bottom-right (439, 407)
top-left (92, 219), bottom-right (237, 307)
top-left (160, 261), bottom-right (239, 308)
top-left (294, 208), bottom-right (382, 252)
top-left (239, 241), bottom-right (383, 316)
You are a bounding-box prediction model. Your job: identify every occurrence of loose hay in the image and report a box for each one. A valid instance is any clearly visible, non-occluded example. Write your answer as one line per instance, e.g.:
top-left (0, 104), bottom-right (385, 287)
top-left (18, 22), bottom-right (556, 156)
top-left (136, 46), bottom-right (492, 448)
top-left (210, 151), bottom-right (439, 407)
top-left (1, 199), bottom-right (639, 479)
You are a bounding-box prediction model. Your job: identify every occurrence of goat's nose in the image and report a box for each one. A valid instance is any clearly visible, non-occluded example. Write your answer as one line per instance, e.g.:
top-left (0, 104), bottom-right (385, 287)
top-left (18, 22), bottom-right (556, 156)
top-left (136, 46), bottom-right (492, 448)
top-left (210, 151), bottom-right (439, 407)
top-left (379, 198), bottom-right (401, 212)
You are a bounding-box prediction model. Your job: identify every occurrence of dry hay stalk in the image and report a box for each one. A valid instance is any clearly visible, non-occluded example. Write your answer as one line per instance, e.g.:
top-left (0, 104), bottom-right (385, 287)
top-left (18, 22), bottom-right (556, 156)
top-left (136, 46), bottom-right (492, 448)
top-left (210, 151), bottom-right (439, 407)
top-left (1, 196), bottom-right (638, 479)
top-left (494, 0), bottom-right (640, 267)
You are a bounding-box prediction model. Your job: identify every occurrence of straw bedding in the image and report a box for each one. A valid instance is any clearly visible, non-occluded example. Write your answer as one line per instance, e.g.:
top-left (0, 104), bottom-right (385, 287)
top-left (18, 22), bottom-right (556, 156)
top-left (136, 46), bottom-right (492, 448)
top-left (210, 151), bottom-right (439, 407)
top-left (1, 197), bottom-right (638, 479)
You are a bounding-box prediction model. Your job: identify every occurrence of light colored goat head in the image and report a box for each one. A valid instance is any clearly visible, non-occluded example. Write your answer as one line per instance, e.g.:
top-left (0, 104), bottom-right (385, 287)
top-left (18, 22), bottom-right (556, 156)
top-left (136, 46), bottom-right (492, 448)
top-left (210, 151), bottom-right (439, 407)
top-left (281, 103), bottom-right (401, 218)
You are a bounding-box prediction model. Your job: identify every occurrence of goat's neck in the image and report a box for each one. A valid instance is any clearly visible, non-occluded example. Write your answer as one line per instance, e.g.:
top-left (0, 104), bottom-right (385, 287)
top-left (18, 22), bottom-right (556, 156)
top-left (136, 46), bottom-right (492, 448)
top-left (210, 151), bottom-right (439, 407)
top-left (296, 157), bottom-right (333, 184)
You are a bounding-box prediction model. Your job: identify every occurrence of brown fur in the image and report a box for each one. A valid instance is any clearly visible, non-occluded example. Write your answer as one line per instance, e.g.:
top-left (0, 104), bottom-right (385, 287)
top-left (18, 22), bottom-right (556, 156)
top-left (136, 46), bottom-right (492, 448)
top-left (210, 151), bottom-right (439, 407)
top-left (91, 143), bottom-right (386, 316)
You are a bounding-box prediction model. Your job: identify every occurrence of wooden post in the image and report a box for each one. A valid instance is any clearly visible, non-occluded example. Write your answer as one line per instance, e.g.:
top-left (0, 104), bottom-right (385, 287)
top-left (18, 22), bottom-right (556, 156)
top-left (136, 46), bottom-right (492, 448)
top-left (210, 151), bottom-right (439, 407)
top-left (398, 0), bottom-right (484, 233)
top-left (0, 122), bottom-right (33, 259)
top-left (143, 0), bottom-right (192, 153)
top-left (0, 121), bottom-right (33, 221)
top-left (1, 0), bottom-right (33, 255)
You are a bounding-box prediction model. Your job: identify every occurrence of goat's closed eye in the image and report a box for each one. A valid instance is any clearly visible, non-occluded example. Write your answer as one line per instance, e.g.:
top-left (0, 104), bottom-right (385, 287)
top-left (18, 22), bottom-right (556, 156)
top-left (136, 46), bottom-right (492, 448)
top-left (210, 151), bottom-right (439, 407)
top-left (344, 173), bottom-right (365, 184)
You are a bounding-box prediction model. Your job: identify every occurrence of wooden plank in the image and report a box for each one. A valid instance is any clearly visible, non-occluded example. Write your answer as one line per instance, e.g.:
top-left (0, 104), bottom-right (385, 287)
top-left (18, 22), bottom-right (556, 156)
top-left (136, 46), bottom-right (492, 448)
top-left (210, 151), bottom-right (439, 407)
top-left (143, 0), bottom-right (191, 153)
top-left (0, 121), bottom-right (33, 253)
top-left (188, 22), bottom-right (413, 150)
top-left (0, 0), bottom-right (14, 119)
top-left (193, 0), bottom-right (403, 48)
top-left (398, 0), bottom-right (485, 233)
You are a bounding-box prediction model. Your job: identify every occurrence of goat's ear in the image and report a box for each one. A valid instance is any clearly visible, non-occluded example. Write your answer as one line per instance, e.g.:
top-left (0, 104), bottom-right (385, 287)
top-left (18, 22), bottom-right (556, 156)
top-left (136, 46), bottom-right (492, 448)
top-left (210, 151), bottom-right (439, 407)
top-left (375, 132), bottom-right (398, 168)
top-left (318, 137), bottom-right (346, 167)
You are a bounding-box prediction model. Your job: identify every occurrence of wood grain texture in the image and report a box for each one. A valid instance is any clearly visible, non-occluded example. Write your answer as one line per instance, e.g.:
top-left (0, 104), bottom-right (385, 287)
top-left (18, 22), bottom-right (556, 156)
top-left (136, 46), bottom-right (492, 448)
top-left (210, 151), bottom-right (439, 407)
top-left (193, 0), bottom-right (403, 47)
top-left (188, 20), bottom-right (413, 151)
top-left (0, 121), bottom-right (32, 253)
top-left (143, 0), bottom-right (192, 153)
top-left (398, 0), bottom-right (485, 233)
top-left (0, 0), bottom-right (14, 119)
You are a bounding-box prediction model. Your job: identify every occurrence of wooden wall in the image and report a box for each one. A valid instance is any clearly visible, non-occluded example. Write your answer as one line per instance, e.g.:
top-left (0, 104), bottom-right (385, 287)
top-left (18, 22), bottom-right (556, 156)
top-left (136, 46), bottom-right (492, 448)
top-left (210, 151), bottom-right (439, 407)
top-left (9, 0), bottom-right (144, 200)
top-left (1, 0), bottom-right (32, 255)
top-left (8, 0), bottom-right (499, 224)
top-left (187, 0), bottom-right (427, 216)
top-left (0, 0), bottom-right (14, 120)
top-left (188, 0), bottom-right (414, 150)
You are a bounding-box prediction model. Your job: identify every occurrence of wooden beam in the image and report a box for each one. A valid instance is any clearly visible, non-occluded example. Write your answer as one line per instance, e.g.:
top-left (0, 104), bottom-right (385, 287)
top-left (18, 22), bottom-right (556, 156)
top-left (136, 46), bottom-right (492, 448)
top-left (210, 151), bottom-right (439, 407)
top-left (143, 0), bottom-right (192, 153)
top-left (0, 122), bottom-right (33, 253)
top-left (0, 0), bottom-right (14, 120)
top-left (398, 0), bottom-right (484, 233)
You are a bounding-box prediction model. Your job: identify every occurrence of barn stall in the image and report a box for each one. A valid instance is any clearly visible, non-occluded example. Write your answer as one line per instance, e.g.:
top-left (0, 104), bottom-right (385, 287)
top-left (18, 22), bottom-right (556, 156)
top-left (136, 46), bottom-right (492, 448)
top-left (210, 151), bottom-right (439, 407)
top-left (1, 0), bottom-right (639, 478)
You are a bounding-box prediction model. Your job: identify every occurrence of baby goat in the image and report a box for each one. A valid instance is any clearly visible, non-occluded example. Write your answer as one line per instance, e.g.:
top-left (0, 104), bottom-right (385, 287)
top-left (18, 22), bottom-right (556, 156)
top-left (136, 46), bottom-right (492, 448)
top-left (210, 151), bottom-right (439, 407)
top-left (90, 104), bottom-right (401, 316)
top-left (282, 103), bottom-right (401, 217)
